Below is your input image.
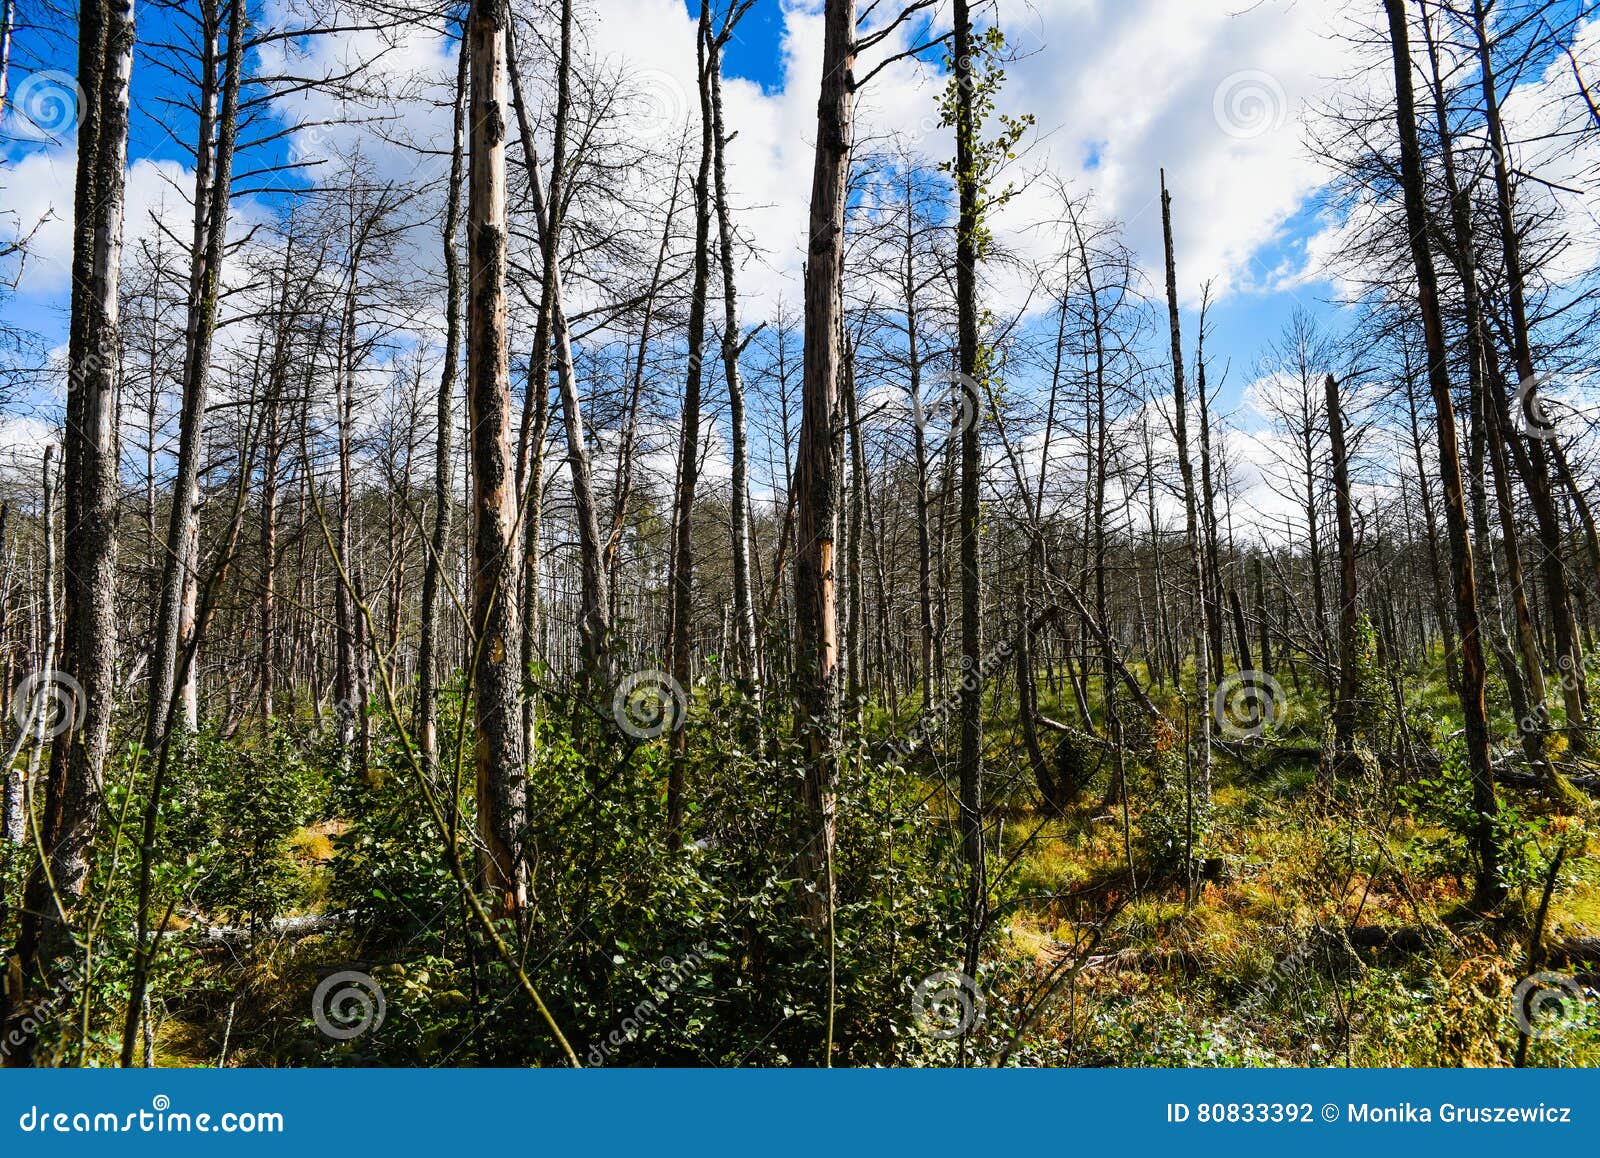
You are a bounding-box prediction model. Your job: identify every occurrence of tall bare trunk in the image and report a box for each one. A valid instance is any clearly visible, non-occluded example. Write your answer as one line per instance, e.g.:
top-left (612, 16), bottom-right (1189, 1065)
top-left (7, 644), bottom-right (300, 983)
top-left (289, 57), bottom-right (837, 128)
top-left (709, 37), bottom-right (758, 688)
top-left (506, 5), bottom-right (608, 689)
top-left (146, 0), bottom-right (243, 747)
top-left (419, 36), bottom-right (468, 770)
top-left (1384, 0), bottom-right (1502, 908)
top-left (952, 0), bottom-right (987, 977)
top-left (666, 0), bottom-right (716, 833)
top-left (4, 453), bottom-right (53, 846)
top-left (466, 0), bottom-right (525, 912)
top-left (1160, 172), bottom-right (1210, 837)
top-left (1326, 373), bottom-right (1360, 768)
top-left (1471, 0), bottom-right (1587, 753)
top-left (11, 0), bottom-right (133, 1054)
top-left (793, 0), bottom-right (853, 925)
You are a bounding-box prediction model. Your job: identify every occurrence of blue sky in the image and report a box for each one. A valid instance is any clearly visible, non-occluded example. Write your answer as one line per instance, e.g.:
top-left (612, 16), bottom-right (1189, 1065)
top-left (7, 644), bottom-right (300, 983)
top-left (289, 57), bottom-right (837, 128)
top-left (3, 0), bottom-right (1596, 462)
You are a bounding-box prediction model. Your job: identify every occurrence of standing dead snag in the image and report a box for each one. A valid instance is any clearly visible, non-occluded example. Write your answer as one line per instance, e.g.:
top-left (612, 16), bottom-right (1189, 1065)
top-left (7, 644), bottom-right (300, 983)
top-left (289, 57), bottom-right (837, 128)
top-left (1159, 171), bottom-right (1210, 887)
top-left (667, 0), bottom-right (717, 835)
top-left (951, 0), bottom-right (986, 979)
top-left (793, 0), bottom-right (854, 925)
top-left (145, 0), bottom-right (245, 752)
top-left (466, 0), bottom-right (525, 913)
top-left (506, 2), bottom-right (609, 697)
top-left (709, 14), bottom-right (759, 691)
top-left (8, 0), bottom-right (133, 1055)
top-left (1326, 372), bottom-right (1360, 774)
top-left (419, 37), bottom-right (469, 771)
top-left (1470, 0), bottom-right (1588, 756)
top-left (1382, 0), bottom-right (1501, 909)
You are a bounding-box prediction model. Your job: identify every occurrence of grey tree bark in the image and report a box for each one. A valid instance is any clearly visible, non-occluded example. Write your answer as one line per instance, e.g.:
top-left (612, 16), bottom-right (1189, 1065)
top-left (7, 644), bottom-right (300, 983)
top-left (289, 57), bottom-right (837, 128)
top-left (466, 0), bottom-right (526, 912)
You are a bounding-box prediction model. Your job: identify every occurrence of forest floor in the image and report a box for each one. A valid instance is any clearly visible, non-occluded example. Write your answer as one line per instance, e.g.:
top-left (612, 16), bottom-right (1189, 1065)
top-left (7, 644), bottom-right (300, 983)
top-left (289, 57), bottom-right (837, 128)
top-left (134, 657), bottom-right (1600, 1068)
top-left (987, 663), bottom-right (1600, 1066)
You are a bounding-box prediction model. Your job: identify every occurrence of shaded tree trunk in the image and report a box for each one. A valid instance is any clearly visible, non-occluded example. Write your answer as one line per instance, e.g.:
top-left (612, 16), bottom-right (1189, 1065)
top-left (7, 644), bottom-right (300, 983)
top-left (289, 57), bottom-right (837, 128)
top-left (1326, 373), bottom-right (1360, 770)
top-left (419, 35), bottom-right (468, 770)
top-left (1160, 171), bottom-right (1210, 834)
top-left (1383, 0), bottom-right (1502, 909)
top-left (793, 0), bottom-right (853, 927)
top-left (466, 0), bottom-right (525, 912)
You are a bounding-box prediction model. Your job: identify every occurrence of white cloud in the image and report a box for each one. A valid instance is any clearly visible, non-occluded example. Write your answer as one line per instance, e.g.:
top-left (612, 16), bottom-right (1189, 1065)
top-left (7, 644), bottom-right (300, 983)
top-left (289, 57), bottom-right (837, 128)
top-left (595, 0), bottom-right (1363, 319)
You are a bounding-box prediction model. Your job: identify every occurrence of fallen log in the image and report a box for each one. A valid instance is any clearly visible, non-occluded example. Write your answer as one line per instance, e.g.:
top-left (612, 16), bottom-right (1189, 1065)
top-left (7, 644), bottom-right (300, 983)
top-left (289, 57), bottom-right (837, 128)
top-left (187, 911), bottom-right (354, 949)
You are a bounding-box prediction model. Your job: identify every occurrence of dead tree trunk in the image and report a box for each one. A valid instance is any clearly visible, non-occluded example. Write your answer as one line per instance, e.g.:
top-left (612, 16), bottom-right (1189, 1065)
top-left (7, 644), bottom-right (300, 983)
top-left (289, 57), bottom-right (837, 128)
top-left (466, 0), bottom-right (525, 913)
top-left (146, 0), bottom-right (244, 748)
top-left (1160, 171), bottom-right (1210, 829)
top-left (419, 35), bottom-right (468, 770)
top-left (1326, 373), bottom-right (1360, 770)
top-left (11, 0), bottom-right (133, 1053)
top-left (1384, 0), bottom-right (1502, 909)
top-left (709, 28), bottom-right (758, 687)
top-left (1471, 0), bottom-right (1587, 754)
top-left (952, 0), bottom-right (987, 977)
top-left (666, 0), bottom-right (717, 834)
top-left (793, 0), bottom-right (853, 927)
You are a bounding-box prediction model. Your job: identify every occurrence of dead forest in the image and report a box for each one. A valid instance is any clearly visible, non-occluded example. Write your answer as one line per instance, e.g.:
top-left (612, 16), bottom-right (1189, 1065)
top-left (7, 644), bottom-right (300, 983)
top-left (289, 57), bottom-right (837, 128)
top-left (2, 0), bottom-right (1600, 1067)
